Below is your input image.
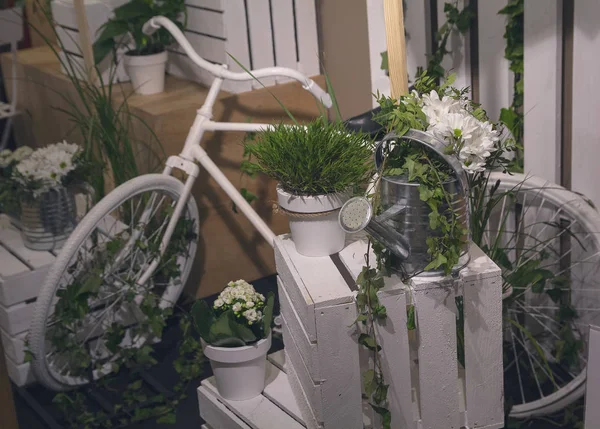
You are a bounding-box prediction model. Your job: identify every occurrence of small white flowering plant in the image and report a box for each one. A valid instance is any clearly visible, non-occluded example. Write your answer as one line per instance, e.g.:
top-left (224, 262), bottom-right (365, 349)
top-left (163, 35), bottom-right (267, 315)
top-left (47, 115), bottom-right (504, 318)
top-left (373, 72), bottom-right (516, 274)
top-left (191, 280), bottom-right (275, 347)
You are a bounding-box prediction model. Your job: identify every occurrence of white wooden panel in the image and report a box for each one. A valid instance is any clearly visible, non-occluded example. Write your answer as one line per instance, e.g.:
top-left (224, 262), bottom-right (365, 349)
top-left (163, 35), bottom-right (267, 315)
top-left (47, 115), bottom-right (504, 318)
top-left (0, 301), bottom-right (35, 336)
top-left (571, 1), bottom-right (600, 207)
top-left (285, 351), bottom-right (320, 429)
top-left (1, 328), bottom-right (27, 364)
top-left (523, 0), bottom-right (562, 184)
top-left (294, 0), bottom-right (320, 76)
top-left (176, 31), bottom-right (227, 64)
top-left (377, 282), bottom-right (416, 429)
top-left (57, 26), bottom-right (84, 55)
top-left (0, 244), bottom-right (29, 278)
top-left (477, 0), bottom-right (511, 121)
top-left (366, 0), bottom-right (389, 107)
top-left (412, 276), bottom-right (460, 429)
top-left (437, 0), bottom-right (471, 90)
top-left (405, 0), bottom-right (429, 84)
top-left (167, 51), bottom-right (216, 88)
top-left (461, 247), bottom-right (503, 429)
top-left (221, 0), bottom-right (253, 93)
top-left (0, 225), bottom-right (55, 269)
top-left (5, 358), bottom-right (33, 387)
top-left (187, 0), bottom-right (222, 12)
top-left (278, 277), bottom-right (320, 380)
top-left (0, 8), bottom-right (23, 45)
top-left (262, 362), bottom-right (304, 425)
top-left (201, 376), bottom-right (305, 429)
top-left (246, 0), bottom-right (276, 88)
top-left (198, 385), bottom-right (252, 429)
top-left (271, 0), bottom-right (297, 83)
top-left (186, 7), bottom-right (224, 38)
top-left (585, 325), bottom-right (600, 428)
top-left (337, 238), bottom-right (374, 280)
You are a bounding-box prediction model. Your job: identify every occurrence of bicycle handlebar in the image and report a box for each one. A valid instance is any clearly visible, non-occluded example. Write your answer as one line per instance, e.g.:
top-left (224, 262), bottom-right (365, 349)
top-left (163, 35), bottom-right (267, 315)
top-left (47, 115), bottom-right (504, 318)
top-left (143, 16), bottom-right (333, 108)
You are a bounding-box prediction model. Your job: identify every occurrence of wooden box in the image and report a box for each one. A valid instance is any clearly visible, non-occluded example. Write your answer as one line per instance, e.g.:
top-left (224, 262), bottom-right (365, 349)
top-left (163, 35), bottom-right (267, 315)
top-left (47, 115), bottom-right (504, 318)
top-left (168, 0), bottom-right (320, 93)
top-left (275, 235), bottom-right (363, 429)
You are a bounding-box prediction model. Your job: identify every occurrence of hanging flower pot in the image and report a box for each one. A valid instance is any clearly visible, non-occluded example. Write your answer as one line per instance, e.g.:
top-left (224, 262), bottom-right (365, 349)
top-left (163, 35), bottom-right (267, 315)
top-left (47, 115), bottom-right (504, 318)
top-left (277, 185), bottom-right (350, 257)
top-left (192, 280), bottom-right (276, 401)
top-left (124, 50), bottom-right (168, 95)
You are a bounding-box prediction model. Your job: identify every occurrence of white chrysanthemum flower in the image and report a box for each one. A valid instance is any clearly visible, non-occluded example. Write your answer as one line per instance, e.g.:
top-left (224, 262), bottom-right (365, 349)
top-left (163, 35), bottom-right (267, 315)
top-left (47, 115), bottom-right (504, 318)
top-left (422, 90), bottom-right (463, 126)
top-left (232, 303), bottom-right (242, 312)
top-left (214, 298), bottom-right (224, 308)
top-left (12, 146), bottom-right (33, 162)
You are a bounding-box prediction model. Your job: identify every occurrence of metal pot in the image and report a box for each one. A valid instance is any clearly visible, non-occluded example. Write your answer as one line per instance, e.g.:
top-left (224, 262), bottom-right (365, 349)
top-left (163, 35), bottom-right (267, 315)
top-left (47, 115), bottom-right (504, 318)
top-left (339, 129), bottom-right (470, 277)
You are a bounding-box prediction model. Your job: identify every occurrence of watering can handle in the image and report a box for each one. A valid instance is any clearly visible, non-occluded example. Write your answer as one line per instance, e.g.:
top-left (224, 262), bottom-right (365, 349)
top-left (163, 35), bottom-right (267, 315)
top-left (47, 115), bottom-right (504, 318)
top-left (374, 130), bottom-right (470, 199)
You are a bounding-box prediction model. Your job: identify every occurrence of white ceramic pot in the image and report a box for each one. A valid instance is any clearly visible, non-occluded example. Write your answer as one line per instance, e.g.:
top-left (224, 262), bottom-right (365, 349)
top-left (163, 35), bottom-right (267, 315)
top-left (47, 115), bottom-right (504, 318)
top-left (203, 333), bottom-right (272, 401)
top-left (124, 51), bottom-right (168, 95)
top-left (277, 185), bottom-right (349, 257)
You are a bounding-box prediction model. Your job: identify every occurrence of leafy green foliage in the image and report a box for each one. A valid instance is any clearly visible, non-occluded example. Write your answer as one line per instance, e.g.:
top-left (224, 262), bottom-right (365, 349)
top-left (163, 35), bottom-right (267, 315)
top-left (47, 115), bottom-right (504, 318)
top-left (93, 0), bottom-right (187, 62)
top-left (191, 291), bottom-right (275, 347)
top-left (242, 118), bottom-right (374, 195)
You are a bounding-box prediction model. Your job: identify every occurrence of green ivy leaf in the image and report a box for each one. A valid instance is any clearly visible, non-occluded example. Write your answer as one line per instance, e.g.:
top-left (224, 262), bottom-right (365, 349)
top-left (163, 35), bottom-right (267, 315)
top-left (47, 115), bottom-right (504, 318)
top-left (363, 369), bottom-right (376, 396)
top-left (191, 300), bottom-right (215, 342)
top-left (406, 304), bottom-right (416, 330)
top-left (358, 333), bottom-right (381, 352)
top-left (156, 412), bottom-right (177, 424)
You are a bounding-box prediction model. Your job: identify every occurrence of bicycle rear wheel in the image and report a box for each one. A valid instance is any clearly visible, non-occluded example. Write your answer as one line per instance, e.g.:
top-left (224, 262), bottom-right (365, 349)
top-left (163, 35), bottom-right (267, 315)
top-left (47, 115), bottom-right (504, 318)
top-left (481, 172), bottom-right (600, 418)
top-left (29, 174), bottom-right (199, 391)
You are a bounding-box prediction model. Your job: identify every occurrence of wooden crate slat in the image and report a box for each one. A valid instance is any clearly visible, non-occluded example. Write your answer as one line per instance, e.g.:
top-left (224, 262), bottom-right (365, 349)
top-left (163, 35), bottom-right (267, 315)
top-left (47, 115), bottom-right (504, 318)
top-left (285, 351), bottom-right (320, 429)
top-left (274, 237), bottom-right (317, 342)
top-left (187, 0), bottom-right (222, 12)
top-left (173, 31), bottom-right (227, 65)
top-left (337, 237), bottom-right (374, 280)
top-left (270, 0), bottom-right (297, 83)
top-left (198, 385), bottom-right (253, 429)
top-left (376, 283), bottom-right (416, 429)
top-left (278, 277), bottom-right (320, 381)
top-left (585, 325), bottom-right (600, 428)
top-left (477, 0), bottom-right (512, 122)
top-left (412, 276), bottom-right (460, 429)
top-left (293, 0), bottom-right (320, 76)
top-left (221, 0), bottom-right (253, 93)
top-left (462, 248), bottom-right (504, 429)
top-left (246, 0), bottom-right (276, 88)
top-left (277, 236), bottom-right (354, 307)
top-left (201, 375), bottom-right (305, 429)
top-left (186, 7), bottom-right (225, 39)
top-left (0, 224), bottom-right (55, 268)
top-left (523, 0), bottom-right (562, 184)
top-left (0, 301), bottom-right (35, 336)
top-left (5, 357), bottom-right (33, 387)
top-left (404, 0), bottom-right (429, 84)
top-left (1, 328), bottom-right (27, 364)
top-left (262, 361), bottom-right (304, 425)
top-left (0, 243), bottom-right (29, 278)
top-left (437, 0), bottom-right (471, 90)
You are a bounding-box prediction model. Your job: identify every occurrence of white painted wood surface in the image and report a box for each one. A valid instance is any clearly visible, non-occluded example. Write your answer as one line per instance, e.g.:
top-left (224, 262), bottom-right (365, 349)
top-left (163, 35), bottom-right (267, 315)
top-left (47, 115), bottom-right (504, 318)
top-left (270, 0), bottom-right (297, 84)
top-left (246, 0), bottom-right (275, 89)
top-left (5, 358), bottom-right (33, 387)
top-left (571, 1), bottom-right (600, 206)
top-left (0, 8), bottom-right (23, 45)
top-left (523, 0), bottom-right (562, 184)
top-left (1, 329), bottom-right (27, 364)
top-left (365, 0), bottom-right (389, 107)
top-left (293, 0), bottom-right (320, 77)
top-left (437, 0), bottom-right (471, 90)
top-left (585, 325), bottom-right (600, 428)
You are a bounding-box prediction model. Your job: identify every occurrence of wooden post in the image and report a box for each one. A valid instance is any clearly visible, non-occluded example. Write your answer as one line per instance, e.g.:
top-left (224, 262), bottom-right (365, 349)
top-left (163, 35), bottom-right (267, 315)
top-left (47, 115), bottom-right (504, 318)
top-left (73, 0), bottom-right (95, 84)
top-left (0, 341), bottom-right (19, 429)
top-left (383, 0), bottom-right (408, 97)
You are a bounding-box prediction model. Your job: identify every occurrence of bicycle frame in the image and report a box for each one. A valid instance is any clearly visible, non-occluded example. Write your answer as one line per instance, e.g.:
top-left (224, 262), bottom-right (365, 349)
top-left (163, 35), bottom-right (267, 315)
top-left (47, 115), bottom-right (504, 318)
top-left (135, 17), bottom-right (333, 286)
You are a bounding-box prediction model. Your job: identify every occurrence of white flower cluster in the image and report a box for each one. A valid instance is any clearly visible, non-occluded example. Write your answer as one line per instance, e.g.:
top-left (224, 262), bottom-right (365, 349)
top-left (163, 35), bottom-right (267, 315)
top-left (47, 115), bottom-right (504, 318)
top-left (213, 279), bottom-right (266, 325)
top-left (0, 146), bottom-right (33, 168)
top-left (13, 141), bottom-right (81, 194)
top-left (421, 90), bottom-right (499, 172)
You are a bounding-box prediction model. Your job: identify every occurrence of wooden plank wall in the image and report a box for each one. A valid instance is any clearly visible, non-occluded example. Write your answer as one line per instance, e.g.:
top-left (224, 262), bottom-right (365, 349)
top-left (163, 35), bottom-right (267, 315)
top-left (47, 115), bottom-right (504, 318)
top-left (365, 1), bottom-right (600, 207)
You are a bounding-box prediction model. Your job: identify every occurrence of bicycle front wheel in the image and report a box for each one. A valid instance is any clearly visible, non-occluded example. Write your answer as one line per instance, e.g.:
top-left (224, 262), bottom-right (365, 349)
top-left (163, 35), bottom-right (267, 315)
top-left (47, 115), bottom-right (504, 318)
top-left (29, 174), bottom-right (200, 391)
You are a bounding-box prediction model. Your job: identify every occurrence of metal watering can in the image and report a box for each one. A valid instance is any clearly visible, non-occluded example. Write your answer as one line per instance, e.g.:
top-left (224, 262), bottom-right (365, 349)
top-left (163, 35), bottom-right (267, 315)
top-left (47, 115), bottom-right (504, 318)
top-left (339, 129), bottom-right (471, 277)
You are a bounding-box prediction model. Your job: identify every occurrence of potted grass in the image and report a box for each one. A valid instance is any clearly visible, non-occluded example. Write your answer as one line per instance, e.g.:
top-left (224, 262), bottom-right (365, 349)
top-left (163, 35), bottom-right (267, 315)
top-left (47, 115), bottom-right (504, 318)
top-left (192, 280), bottom-right (275, 401)
top-left (243, 118), bottom-right (374, 257)
top-left (93, 0), bottom-right (186, 95)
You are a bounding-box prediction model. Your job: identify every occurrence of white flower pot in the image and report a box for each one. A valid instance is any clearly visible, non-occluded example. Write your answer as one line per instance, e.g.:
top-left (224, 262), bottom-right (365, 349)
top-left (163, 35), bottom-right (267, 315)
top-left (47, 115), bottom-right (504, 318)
top-left (124, 51), bottom-right (168, 95)
top-left (203, 333), bottom-right (272, 401)
top-left (277, 185), bottom-right (349, 257)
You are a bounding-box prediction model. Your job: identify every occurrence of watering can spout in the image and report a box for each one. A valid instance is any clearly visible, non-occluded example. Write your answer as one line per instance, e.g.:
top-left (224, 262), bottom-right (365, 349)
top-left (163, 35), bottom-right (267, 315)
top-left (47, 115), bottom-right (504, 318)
top-left (338, 198), bottom-right (411, 261)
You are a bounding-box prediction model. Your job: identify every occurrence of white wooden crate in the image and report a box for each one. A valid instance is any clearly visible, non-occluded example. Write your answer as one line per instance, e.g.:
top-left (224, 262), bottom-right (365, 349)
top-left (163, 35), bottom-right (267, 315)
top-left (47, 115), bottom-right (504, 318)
top-left (275, 235), bottom-right (363, 429)
top-left (337, 240), bottom-right (504, 429)
top-left (168, 0), bottom-right (320, 93)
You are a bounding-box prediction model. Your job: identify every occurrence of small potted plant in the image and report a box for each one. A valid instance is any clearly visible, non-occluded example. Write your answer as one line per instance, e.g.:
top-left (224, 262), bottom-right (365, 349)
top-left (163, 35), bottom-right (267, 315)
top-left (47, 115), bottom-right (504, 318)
top-left (242, 118), bottom-right (373, 257)
top-left (4, 141), bottom-right (93, 250)
top-left (93, 0), bottom-right (186, 95)
top-left (192, 280), bottom-right (275, 401)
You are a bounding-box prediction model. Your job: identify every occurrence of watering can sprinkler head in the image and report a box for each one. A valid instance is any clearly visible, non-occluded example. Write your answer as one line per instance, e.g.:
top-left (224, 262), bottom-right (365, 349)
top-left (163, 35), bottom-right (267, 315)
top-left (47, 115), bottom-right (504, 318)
top-left (339, 197), bottom-right (411, 261)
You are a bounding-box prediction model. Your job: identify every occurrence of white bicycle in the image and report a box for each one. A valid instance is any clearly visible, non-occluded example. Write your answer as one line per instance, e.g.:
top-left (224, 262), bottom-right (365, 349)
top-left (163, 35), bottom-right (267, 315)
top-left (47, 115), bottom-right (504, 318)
top-left (28, 15), bottom-right (332, 391)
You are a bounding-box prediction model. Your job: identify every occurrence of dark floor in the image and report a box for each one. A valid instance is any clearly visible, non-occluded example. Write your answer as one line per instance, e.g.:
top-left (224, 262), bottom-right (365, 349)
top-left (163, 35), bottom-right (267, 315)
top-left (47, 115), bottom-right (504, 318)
top-left (11, 274), bottom-right (583, 429)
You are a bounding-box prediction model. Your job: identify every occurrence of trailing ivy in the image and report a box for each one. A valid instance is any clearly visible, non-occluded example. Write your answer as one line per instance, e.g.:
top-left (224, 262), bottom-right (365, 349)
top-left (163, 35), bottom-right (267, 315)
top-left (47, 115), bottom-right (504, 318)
top-left (499, 0), bottom-right (525, 172)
